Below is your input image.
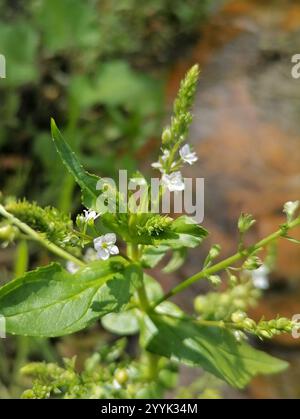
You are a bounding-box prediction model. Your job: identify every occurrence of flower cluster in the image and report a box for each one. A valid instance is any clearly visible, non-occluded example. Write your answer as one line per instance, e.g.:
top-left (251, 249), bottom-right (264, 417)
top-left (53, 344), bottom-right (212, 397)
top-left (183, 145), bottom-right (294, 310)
top-left (151, 65), bottom-right (200, 192)
top-left (152, 143), bottom-right (198, 192)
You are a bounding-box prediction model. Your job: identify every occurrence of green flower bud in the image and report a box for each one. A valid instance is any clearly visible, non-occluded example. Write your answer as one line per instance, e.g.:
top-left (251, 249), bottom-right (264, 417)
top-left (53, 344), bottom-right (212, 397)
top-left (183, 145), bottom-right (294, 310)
top-left (114, 368), bottom-right (129, 385)
top-left (238, 213), bottom-right (256, 234)
top-left (243, 318), bottom-right (256, 330)
top-left (208, 275), bottom-right (221, 286)
top-left (231, 310), bottom-right (247, 323)
top-left (162, 127), bottom-right (172, 144)
top-left (208, 244), bottom-right (221, 260)
top-left (259, 330), bottom-right (273, 339)
top-left (243, 255), bottom-right (262, 271)
top-left (0, 224), bottom-right (18, 242)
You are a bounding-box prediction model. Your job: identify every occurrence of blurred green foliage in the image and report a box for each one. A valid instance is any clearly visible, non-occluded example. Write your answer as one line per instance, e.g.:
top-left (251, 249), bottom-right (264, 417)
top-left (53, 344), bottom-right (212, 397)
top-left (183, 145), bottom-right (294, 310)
top-left (0, 0), bottom-right (217, 212)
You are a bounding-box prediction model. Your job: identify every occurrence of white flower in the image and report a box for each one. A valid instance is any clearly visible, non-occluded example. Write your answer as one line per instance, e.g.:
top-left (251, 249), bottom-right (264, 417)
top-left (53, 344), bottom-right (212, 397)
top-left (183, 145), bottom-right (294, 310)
top-left (179, 144), bottom-right (198, 165)
top-left (93, 233), bottom-right (119, 260)
top-left (83, 209), bottom-right (99, 222)
top-left (66, 261), bottom-right (80, 274)
top-left (151, 161), bottom-right (163, 171)
top-left (251, 265), bottom-right (269, 290)
top-left (83, 247), bottom-right (98, 262)
top-left (151, 149), bottom-right (170, 172)
top-left (283, 201), bottom-right (299, 221)
top-left (162, 171), bottom-right (185, 192)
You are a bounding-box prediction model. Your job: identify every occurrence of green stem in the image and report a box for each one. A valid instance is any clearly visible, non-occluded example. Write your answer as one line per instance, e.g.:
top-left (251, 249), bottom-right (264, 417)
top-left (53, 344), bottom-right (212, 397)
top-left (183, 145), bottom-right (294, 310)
top-left (152, 216), bottom-right (300, 309)
top-left (0, 205), bottom-right (85, 267)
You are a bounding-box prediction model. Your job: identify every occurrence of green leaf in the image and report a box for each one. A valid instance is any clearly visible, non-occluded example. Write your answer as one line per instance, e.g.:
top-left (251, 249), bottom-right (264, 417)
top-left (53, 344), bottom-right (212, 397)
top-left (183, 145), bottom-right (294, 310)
top-left (101, 310), bottom-right (139, 336)
top-left (163, 248), bottom-right (187, 273)
top-left (101, 273), bottom-right (164, 336)
top-left (141, 245), bottom-right (169, 268)
top-left (143, 274), bottom-right (164, 303)
top-left (51, 119), bottom-right (99, 210)
top-left (144, 315), bottom-right (288, 389)
top-left (0, 257), bottom-right (140, 337)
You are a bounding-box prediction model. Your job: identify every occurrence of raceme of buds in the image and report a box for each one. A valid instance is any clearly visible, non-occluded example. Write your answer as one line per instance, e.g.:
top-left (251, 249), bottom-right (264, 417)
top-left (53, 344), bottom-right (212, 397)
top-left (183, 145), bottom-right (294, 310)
top-left (231, 313), bottom-right (293, 340)
top-left (283, 201), bottom-right (300, 223)
top-left (238, 213), bottom-right (256, 234)
top-left (194, 279), bottom-right (261, 320)
top-left (156, 65), bottom-right (200, 175)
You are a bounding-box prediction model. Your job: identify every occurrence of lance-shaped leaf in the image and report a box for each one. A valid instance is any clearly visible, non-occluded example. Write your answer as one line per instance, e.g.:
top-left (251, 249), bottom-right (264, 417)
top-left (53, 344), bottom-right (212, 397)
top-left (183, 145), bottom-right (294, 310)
top-left (144, 314), bottom-right (288, 389)
top-left (0, 257), bottom-right (141, 337)
top-left (51, 119), bottom-right (99, 210)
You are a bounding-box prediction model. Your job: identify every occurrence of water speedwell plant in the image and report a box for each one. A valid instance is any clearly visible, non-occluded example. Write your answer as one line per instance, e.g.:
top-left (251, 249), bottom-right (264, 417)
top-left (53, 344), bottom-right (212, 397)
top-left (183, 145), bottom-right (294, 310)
top-left (0, 65), bottom-right (300, 398)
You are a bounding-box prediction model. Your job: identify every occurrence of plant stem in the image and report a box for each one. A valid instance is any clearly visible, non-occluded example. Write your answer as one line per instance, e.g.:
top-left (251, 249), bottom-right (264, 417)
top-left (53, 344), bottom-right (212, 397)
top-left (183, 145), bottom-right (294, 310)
top-left (152, 216), bottom-right (300, 309)
top-left (0, 205), bottom-right (85, 267)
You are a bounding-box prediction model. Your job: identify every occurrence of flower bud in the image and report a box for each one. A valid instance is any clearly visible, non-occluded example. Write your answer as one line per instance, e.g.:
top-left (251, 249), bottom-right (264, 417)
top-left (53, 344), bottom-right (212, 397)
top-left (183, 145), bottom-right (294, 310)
top-left (162, 127), bottom-right (171, 144)
top-left (238, 213), bottom-right (256, 234)
top-left (231, 310), bottom-right (247, 323)
top-left (259, 330), bottom-right (273, 339)
top-left (208, 244), bottom-right (221, 260)
top-left (114, 368), bottom-right (129, 385)
top-left (243, 318), bottom-right (256, 330)
top-left (243, 256), bottom-right (262, 271)
top-left (208, 275), bottom-right (221, 286)
top-left (0, 224), bottom-right (18, 245)
top-left (283, 201), bottom-right (299, 223)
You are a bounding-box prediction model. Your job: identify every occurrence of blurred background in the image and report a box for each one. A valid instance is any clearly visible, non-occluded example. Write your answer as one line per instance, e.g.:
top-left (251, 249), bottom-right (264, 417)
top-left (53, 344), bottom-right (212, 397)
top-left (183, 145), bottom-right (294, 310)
top-left (0, 0), bottom-right (299, 398)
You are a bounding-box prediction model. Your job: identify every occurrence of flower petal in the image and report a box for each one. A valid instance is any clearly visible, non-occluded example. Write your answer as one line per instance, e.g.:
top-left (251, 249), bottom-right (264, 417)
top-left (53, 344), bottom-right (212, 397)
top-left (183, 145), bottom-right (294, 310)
top-left (97, 248), bottom-right (110, 260)
top-left (93, 236), bottom-right (104, 251)
top-left (104, 233), bottom-right (116, 245)
top-left (108, 245), bottom-right (119, 255)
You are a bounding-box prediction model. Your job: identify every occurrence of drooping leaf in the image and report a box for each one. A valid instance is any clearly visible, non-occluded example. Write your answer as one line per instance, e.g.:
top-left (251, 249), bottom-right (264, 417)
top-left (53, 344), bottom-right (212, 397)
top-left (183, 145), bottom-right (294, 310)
top-left (144, 314), bottom-right (288, 389)
top-left (0, 257), bottom-right (140, 337)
